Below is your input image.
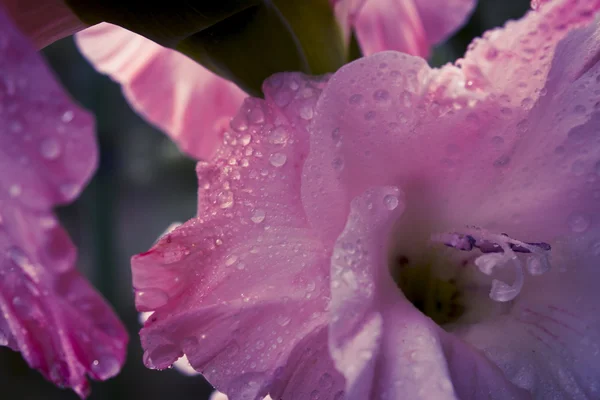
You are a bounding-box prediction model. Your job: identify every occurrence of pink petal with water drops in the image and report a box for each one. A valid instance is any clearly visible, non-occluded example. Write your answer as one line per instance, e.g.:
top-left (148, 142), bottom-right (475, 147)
top-left (1, 0), bottom-right (85, 48)
top-left (303, 0), bottom-right (600, 241)
top-left (75, 23), bottom-right (247, 160)
top-left (353, 0), bottom-right (476, 57)
top-left (0, 6), bottom-right (127, 397)
top-left (132, 73), bottom-right (345, 400)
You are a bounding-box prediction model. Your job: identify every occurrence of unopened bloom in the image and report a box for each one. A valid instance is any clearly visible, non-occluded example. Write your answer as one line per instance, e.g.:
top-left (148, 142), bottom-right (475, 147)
top-left (0, 2), bottom-right (127, 397)
top-left (133, 0), bottom-right (600, 399)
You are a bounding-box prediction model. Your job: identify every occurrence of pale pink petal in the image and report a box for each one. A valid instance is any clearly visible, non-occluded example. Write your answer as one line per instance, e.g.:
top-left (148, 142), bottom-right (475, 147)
top-left (1, 0), bottom-right (85, 48)
top-left (0, 6), bottom-right (127, 397)
top-left (353, 0), bottom-right (476, 57)
top-left (353, 0), bottom-right (429, 57)
top-left (131, 74), bottom-right (345, 400)
top-left (75, 23), bottom-right (247, 160)
top-left (413, 0), bottom-right (477, 45)
top-left (303, 0), bottom-right (600, 242)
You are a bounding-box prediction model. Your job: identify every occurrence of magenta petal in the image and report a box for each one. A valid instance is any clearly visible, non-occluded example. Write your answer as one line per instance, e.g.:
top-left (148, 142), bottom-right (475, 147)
top-left (1, 0), bottom-right (85, 48)
top-left (75, 23), bottom-right (247, 160)
top-left (413, 0), bottom-right (476, 46)
top-left (0, 8), bottom-right (127, 397)
top-left (132, 74), bottom-right (343, 400)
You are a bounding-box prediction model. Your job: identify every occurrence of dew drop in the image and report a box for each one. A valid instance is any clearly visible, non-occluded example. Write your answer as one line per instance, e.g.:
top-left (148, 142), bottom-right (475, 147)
top-left (364, 111), bottom-right (376, 120)
top-left (240, 134), bottom-right (252, 146)
top-left (60, 183), bottom-right (79, 200)
top-left (248, 108), bottom-right (265, 124)
top-left (383, 194), bottom-right (399, 210)
top-left (40, 138), bottom-right (61, 160)
top-left (218, 191), bottom-right (234, 208)
top-left (373, 89), bottom-right (390, 102)
top-left (590, 240), bottom-right (600, 256)
top-left (310, 390), bottom-right (321, 400)
top-left (319, 373), bottom-right (333, 388)
top-left (269, 153), bottom-right (287, 167)
top-left (251, 209), bottom-right (266, 224)
top-left (269, 127), bottom-right (288, 144)
top-left (349, 94), bottom-right (363, 105)
top-left (225, 255), bottom-right (238, 266)
top-left (61, 110), bottom-right (74, 123)
top-left (276, 314), bottom-right (291, 327)
top-left (332, 157), bottom-right (345, 171)
top-left (568, 213), bottom-right (590, 233)
top-left (91, 356), bottom-right (121, 379)
top-left (299, 106), bottom-right (314, 120)
top-left (9, 184), bottom-right (21, 197)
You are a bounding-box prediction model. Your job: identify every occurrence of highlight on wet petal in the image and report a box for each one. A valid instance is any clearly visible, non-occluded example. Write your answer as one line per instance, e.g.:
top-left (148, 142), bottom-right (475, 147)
top-left (0, 6), bottom-right (127, 397)
top-left (1, 0), bottom-right (86, 48)
top-left (353, 0), bottom-right (476, 57)
top-left (75, 23), bottom-right (247, 160)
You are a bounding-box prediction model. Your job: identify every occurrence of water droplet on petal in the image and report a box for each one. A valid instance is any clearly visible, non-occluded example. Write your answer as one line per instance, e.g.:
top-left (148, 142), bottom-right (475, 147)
top-left (269, 153), bottom-right (287, 167)
top-left (383, 194), bottom-right (399, 210)
top-left (218, 191), bottom-right (234, 208)
top-left (225, 255), bottom-right (238, 266)
top-left (91, 356), bottom-right (121, 379)
top-left (568, 213), bottom-right (590, 233)
top-left (40, 138), bottom-right (61, 160)
top-left (349, 94), bottom-right (363, 105)
top-left (61, 110), bottom-right (74, 123)
top-left (332, 157), bottom-right (345, 171)
top-left (373, 89), bottom-right (390, 102)
top-left (276, 314), bottom-right (291, 326)
top-left (251, 209), bottom-right (266, 224)
top-left (269, 127), bottom-right (288, 144)
top-left (9, 184), bottom-right (21, 197)
top-left (60, 183), bottom-right (79, 200)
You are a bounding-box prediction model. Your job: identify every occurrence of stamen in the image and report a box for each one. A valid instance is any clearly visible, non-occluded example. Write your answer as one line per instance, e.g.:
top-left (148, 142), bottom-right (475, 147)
top-left (431, 227), bottom-right (551, 303)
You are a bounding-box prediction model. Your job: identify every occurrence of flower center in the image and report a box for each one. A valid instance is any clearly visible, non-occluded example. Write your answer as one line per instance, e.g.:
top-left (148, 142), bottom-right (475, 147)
top-left (390, 226), bottom-right (552, 327)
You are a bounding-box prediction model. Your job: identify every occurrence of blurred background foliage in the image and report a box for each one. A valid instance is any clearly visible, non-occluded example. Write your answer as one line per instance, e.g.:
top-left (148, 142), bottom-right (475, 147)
top-left (1, 0), bottom-right (529, 398)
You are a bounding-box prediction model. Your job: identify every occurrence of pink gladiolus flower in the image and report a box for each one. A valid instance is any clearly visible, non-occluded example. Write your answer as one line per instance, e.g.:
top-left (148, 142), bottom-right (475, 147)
top-left (75, 24), bottom-right (247, 160)
top-left (133, 0), bottom-right (600, 399)
top-left (0, 3), bottom-right (127, 397)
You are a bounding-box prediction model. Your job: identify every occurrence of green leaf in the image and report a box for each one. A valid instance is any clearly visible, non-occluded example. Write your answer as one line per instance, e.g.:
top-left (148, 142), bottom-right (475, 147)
top-left (66, 0), bottom-right (347, 96)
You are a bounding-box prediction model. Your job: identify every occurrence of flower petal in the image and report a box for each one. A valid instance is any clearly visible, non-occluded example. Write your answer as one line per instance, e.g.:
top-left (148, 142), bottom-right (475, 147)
top-left (0, 7), bottom-right (127, 397)
top-left (353, 0), bottom-right (476, 57)
top-left (353, 0), bottom-right (429, 57)
top-left (303, 0), bottom-right (600, 242)
top-left (131, 73), bottom-right (344, 400)
top-left (75, 23), bottom-right (247, 160)
top-left (1, 0), bottom-right (85, 48)
top-left (329, 186), bottom-right (530, 399)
